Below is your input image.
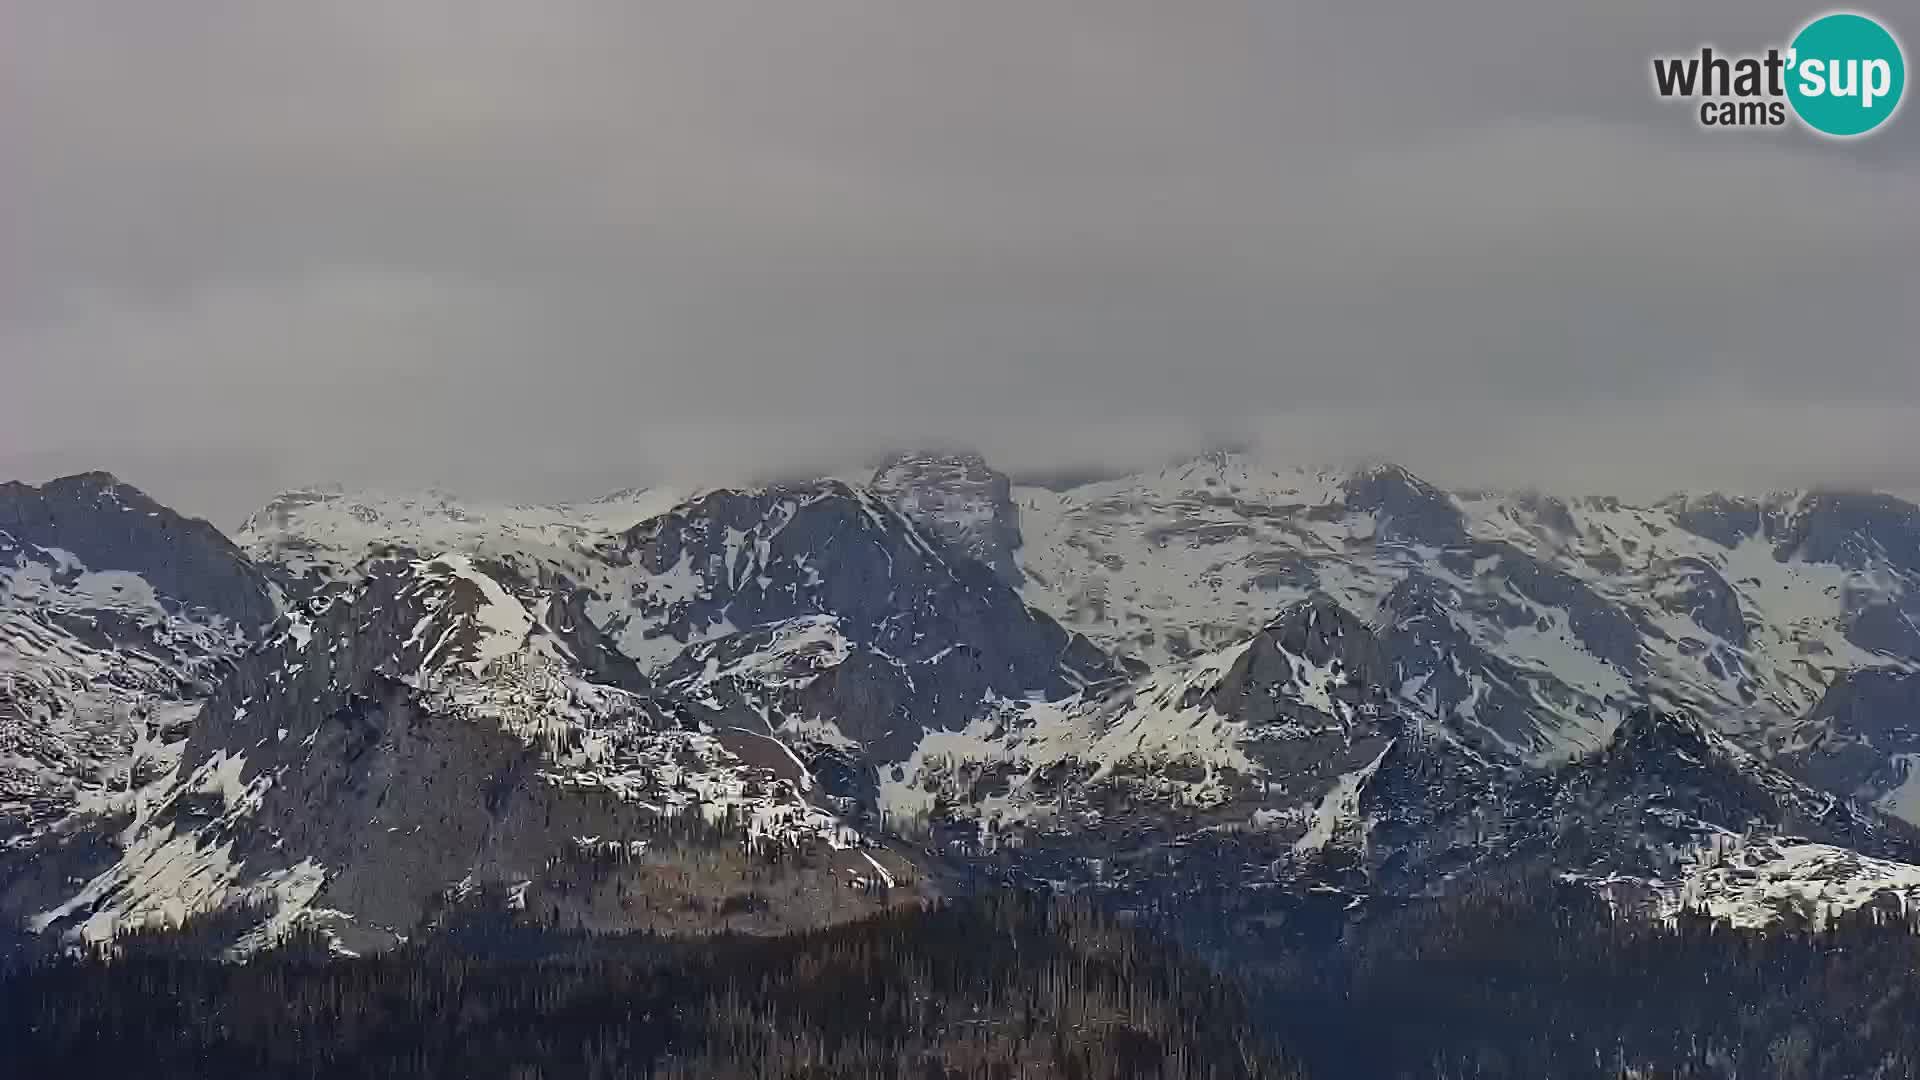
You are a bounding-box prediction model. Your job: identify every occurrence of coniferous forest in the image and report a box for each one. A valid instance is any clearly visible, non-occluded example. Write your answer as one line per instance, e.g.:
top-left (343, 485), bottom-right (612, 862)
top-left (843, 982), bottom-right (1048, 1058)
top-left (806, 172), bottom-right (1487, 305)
top-left (7, 876), bottom-right (1920, 1079)
top-left (2, 892), bottom-right (1289, 1080)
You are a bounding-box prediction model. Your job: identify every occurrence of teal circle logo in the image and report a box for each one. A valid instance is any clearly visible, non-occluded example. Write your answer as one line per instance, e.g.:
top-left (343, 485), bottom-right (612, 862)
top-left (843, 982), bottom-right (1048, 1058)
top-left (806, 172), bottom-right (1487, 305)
top-left (1787, 12), bottom-right (1905, 137)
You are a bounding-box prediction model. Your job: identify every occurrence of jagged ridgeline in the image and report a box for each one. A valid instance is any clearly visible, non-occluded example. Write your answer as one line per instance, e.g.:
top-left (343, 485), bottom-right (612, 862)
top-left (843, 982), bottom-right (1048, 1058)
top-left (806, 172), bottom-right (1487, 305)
top-left (5, 453), bottom-right (1920, 979)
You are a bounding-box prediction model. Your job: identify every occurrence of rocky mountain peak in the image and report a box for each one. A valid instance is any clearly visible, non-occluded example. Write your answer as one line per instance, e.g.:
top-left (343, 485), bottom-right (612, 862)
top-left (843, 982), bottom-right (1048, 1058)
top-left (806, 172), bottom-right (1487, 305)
top-left (1256, 595), bottom-right (1392, 691)
top-left (589, 480), bottom-right (1114, 739)
top-left (1585, 705), bottom-right (1917, 863)
top-left (1603, 705), bottom-right (1722, 764)
top-left (1339, 463), bottom-right (1467, 547)
top-left (0, 471), bottom-right (275, 629)
top-left (868, 449), bottom-right (1025, 584)
top-left (1206, 594), bottom-right (1401, 733)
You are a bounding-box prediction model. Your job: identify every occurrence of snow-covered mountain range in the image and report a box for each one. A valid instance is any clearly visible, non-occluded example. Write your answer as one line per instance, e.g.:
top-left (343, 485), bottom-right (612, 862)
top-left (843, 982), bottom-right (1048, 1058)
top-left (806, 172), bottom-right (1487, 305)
top-left (1009, 453), bottom-right (1917, 758)
top-left (6, 449), bottom-right (1920, 956)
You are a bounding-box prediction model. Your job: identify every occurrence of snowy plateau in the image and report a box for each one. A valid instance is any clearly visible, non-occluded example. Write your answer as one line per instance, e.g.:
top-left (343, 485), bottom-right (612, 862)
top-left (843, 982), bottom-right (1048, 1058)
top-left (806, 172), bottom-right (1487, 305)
top-left (5, 449), bottom-right (1920, 957)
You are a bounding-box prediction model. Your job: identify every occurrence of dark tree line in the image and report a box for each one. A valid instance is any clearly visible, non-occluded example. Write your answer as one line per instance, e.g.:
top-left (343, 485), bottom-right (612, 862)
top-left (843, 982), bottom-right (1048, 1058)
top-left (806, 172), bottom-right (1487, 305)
top-left (8, 874), bottom-right (1920, 1078)
top-left (1247, 870), bottom-right (1920, 1079)
top-left (0, 892), bottom-right (1289, 1080)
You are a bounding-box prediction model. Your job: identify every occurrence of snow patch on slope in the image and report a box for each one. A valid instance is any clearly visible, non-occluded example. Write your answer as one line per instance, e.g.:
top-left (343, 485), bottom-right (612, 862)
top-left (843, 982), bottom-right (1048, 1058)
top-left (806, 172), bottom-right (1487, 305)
top-left (1293, 741), bottom-right (1393, 854)
top-left (237, 485), bottom-right (689, 585)
top-left (1879, 755), bottom-right (1920, 824)
top-left (881, 636), bottom-right (1278, 829)
top-left (1668, 837), bottom-right (1920, 929)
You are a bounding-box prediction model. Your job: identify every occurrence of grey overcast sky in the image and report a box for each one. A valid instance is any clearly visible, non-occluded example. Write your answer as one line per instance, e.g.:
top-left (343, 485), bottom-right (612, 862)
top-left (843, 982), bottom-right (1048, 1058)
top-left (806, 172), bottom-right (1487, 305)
top-left (3, 2), bottom-right (1917, 526)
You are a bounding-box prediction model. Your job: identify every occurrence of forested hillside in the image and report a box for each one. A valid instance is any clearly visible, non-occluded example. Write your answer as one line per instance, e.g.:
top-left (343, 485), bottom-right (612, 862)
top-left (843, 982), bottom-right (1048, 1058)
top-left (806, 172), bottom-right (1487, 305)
top-left (1, 893), bottom-right (1286, 1080)
top-left (9, 879), bottom-right (1920, 1079)
top-left (1256, 872), bottom-right (1920, 1079)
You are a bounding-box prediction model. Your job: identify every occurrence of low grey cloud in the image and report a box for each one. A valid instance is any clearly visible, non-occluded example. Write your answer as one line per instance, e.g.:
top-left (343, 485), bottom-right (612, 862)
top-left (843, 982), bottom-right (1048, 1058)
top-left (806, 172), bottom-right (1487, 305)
top-left (3, 1), bottom-right (1917, 524)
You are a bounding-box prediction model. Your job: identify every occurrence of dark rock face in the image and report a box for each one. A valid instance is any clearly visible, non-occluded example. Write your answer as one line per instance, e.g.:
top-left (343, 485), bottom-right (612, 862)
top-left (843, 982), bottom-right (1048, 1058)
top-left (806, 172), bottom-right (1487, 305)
top-left (910, 595), bottom-right (1426, 914)
top-left (1569, 708), bottom-right (1914, 864)
top-left (1356, 729), bottom-right (1521, 893)
top-left (1665, 490), bottom-right (1920, 576)
top-left (186, 556), bottom-right (682, 790)
top-left (182, 563), bottom-right (496, 797)
top-left (470, 555), bottom-right (653, 694)
top-left (142, 558), bottom-right (655, 942)
top-left (0, 472), bottom-right (275, 629)
top-left (1375, 568), bottom-right (1636, 756)
top-left (1475, 541), bottom-right (1646, 676)
top-left (541, 580), bottom-right (653, 693)
top-left (1844, 595), bottom-right (1920, 659)
top-left (0, 821), bottom-right (129, 959)
top-left (663, 619), bottom-right (925, 763)
top-left (1514, 492), bottom-right (1579, 537)
top-left (1342, 702), bottom-right (1920, 905)
top-left (1341, 464), bottom-right (1467, 547)
top-left (0, 474), bottom-right (272, 861)
top-left (1771, 492), bottom-right (1920, 574)
top-left (16, 560), bottom-right (507, 944)
top-left (1664, 493), bottom-right (1765, 549)
top-left (1206, 598), bottom-right (1405, 819)
top-left (869, 451), bottom-right (1026, 585)
top-left (1778, 669), bottom-right (1920, 808)
top-left (1208, 596), bottom-right (1397, 730)
top-left (1366, 707), bottom-right (1918, 896)
top-left (1767, 493), bottom-right (1920, 661)
top-left (1376, 574), bottom-right (1555, 753)
top-left (1365, 535), bottom-right (1649, 755)
top-left (1654, 556), bottom-right (1750, 649)
top-left (602, 482), bottom-right (1116, 733)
